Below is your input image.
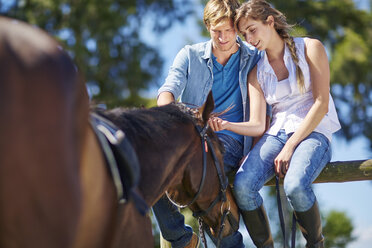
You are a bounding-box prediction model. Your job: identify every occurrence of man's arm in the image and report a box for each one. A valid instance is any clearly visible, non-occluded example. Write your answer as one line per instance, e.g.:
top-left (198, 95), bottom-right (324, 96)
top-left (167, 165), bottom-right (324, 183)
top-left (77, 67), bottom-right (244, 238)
top-left (157, 91), bottom-right (175, 106)
top-left (157, 47), bottom-right (189, 106)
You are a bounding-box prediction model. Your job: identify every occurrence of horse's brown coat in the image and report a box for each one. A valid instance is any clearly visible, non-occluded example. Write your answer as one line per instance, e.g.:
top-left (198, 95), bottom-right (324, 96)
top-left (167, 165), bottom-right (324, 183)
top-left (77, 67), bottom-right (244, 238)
top-left (0, 17), bottom-right (239, 248)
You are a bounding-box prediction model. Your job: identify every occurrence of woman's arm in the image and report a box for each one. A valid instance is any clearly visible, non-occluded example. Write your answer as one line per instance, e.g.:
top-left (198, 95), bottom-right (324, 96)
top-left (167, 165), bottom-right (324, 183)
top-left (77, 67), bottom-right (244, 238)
top-left (275, 38), bottom-right (330, 177)
top-left (208, 66), bottom-right (267, 137)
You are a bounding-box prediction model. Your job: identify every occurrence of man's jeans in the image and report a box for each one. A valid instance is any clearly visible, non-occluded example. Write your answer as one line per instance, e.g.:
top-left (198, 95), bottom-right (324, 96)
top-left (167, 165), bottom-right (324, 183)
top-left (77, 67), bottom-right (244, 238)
top-left (234, 130), bottom-right (331, 212)
top-left (152, 133), bottom-right (244, 248)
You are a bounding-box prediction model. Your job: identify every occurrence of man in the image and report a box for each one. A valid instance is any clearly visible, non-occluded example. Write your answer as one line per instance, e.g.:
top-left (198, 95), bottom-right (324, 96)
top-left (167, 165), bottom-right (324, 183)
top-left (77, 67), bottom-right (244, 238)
top-left (154, 0), bottom-right (264, 247)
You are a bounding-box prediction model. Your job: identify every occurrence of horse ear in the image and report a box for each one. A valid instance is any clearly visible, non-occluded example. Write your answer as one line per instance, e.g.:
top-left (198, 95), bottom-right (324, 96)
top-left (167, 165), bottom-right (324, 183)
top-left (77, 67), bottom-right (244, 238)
top-left (200, 91), bottom-right (215, 124)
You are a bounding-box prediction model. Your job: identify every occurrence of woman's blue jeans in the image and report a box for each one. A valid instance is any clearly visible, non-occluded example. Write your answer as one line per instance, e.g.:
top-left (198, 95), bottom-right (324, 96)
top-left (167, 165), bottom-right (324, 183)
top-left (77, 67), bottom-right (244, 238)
top-left (152, 133), bottom-right (244, 248)
top-left (234, 130), bottom-right (332, 212)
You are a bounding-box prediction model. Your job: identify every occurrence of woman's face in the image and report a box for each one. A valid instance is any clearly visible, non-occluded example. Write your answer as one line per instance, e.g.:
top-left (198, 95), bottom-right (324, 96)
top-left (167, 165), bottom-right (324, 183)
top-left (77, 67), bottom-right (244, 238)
top-left (238, 17), bottom-right (273, 51)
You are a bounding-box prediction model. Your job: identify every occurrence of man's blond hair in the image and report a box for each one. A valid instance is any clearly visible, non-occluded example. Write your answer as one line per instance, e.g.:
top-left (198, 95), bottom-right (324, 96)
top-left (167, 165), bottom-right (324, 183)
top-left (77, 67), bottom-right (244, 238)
top-left (203, 0), bottom-right (240, 29)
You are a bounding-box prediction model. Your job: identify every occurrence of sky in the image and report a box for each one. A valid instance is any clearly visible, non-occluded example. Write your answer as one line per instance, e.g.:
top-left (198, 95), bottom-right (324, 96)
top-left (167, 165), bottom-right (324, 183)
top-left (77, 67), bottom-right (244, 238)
top-left (141, 0), bottom-right (372, 247)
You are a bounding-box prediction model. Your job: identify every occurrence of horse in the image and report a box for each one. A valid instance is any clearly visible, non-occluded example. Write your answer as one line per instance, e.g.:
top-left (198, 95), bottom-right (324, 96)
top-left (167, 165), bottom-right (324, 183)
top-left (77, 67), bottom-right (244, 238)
top-left (0, 16), bottom-right (240, 248)
top-left (98, 97), bottom-right (241, 247)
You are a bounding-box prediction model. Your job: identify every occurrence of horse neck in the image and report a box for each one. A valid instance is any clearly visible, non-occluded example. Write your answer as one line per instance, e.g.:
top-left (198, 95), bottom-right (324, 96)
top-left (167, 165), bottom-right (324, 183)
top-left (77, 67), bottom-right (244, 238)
top-left (134, 122), bottom-right (200, 207)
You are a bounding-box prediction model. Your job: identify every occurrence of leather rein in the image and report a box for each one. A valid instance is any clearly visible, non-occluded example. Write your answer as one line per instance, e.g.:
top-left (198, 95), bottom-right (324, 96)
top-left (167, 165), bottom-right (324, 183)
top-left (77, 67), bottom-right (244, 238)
top-left (165, 122), bottom-right (239, 248)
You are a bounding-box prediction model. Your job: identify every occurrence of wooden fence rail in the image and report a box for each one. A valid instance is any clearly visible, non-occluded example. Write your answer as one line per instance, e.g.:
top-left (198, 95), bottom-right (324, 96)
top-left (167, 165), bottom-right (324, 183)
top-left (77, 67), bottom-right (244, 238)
top-left (265, 159), bottom-right (372, 186)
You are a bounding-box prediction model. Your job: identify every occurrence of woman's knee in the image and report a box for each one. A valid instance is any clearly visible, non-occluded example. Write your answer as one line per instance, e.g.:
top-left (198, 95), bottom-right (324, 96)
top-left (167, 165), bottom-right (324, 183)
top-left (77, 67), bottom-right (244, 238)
top-left (284, 178), bottom-right (316, 210)
top-left (233, 170), bottom-right (266, 210)
top-left (233, 171), bottom-right (258, 200)
top-left (233, 173), bottom-right (247, 198)
top-left (283, 179), bottom-right (306, 201)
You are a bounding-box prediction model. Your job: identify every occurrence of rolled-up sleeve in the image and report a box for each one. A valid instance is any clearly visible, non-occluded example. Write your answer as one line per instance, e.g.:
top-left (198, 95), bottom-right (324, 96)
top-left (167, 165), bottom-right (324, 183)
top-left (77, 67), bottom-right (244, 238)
top-left (158, 47), bottom-right (189, 100)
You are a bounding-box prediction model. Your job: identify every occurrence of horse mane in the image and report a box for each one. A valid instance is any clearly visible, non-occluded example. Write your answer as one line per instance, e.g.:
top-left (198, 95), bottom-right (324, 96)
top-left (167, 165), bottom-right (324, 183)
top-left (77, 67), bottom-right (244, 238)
top-left (93, 103), bottom-right (196, 145)
top-left (93, 102), bottom-right (224, 156)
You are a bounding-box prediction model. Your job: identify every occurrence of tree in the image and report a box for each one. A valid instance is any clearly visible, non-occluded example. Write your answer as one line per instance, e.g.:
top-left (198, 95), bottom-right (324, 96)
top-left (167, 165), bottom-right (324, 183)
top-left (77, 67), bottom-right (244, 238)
top-left (0, 0), bottom-right (193, 108)
top-left (323, 210), bottom-right (355, 247)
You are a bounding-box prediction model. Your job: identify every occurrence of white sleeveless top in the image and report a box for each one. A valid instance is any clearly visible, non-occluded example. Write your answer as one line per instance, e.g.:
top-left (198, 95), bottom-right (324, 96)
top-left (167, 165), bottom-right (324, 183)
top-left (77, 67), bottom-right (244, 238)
top-left (257, 37), bottom-right (341, 141)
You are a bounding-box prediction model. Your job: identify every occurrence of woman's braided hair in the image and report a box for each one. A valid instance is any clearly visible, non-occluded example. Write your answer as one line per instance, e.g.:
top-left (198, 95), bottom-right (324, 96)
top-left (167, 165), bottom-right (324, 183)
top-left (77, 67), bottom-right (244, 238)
top-left (235, 0), bottom-right (305, 93)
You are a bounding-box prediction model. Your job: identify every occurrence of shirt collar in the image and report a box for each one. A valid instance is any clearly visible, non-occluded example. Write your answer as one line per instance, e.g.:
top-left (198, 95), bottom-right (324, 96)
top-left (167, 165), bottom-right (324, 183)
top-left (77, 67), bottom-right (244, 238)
top-left (202, 36), bottom-right (254, 60)
top-left (202, 39), bottom-right (213, 60)
top-left (283, 41), bottom-right (292, 60)
top-left (212, 48), bottom-right (240, 70)
top-left (261, 41), bottom-right (292, 74)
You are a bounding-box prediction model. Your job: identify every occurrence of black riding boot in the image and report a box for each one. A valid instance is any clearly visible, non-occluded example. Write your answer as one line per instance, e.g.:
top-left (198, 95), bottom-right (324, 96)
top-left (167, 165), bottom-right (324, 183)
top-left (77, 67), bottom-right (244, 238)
top-left (294, 201), bottom-right (324, 248)
top-left (241, 205), bottom-right (274, 248)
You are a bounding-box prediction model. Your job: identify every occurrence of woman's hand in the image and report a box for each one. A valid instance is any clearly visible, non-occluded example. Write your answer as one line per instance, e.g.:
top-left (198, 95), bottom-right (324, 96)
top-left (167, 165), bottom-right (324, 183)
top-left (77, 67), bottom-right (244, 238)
top-left (274, 145), bottom-right (295, 178)
top-left (208, 117), bottom-right (229, 131)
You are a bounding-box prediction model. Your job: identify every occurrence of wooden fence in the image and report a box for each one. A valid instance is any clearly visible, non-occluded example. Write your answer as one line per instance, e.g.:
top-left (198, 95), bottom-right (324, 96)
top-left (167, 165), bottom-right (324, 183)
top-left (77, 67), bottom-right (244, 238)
top-left (266, 159), bottom-right (372, 185)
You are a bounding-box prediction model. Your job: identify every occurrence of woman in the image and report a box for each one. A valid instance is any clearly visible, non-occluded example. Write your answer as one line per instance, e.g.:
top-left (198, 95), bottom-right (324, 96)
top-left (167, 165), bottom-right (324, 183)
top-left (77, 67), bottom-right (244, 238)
top-left (208, 0), bottom-right (341, 247)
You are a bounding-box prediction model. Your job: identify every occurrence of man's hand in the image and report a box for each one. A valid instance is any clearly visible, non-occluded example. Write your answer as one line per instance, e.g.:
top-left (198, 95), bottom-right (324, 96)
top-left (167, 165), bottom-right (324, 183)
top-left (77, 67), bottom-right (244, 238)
top-left (157, 92), bottom-right (175, 106)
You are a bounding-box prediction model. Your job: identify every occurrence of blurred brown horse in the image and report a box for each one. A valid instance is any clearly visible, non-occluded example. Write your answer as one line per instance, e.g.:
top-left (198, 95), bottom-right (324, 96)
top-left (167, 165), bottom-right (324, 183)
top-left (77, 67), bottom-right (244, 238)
top-left (0, 17), bottom-right (239, 248)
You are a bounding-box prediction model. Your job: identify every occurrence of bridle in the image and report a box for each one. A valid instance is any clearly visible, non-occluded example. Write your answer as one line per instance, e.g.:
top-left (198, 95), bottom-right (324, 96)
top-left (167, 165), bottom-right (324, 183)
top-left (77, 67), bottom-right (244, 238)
top-left (165, 121), bottom-right (239, 248)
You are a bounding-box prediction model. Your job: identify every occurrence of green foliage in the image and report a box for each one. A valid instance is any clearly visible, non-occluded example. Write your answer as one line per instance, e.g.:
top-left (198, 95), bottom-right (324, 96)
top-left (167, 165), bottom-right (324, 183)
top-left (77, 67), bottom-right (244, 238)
top-left (0, 0), bottom-right (193, 108)
top-left (2, 0), bottom-right (371, 144)
top-left (323, 210), bottom-right (355, 247)
top-left (181, 208), bottom-right (200, 233)
top-left (331, 29), bottom-right (369, 85)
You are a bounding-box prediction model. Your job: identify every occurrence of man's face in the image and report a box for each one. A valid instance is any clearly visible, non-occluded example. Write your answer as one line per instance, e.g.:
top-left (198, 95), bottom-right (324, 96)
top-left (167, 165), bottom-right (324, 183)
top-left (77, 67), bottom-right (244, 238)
top-left (209, 18), bottom-right (237, 53)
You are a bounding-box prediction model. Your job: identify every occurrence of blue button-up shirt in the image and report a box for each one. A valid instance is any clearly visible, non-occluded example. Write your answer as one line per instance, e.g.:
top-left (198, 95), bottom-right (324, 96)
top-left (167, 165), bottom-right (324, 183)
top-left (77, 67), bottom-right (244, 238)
top-left (158, 36), bottom-right (262, 155)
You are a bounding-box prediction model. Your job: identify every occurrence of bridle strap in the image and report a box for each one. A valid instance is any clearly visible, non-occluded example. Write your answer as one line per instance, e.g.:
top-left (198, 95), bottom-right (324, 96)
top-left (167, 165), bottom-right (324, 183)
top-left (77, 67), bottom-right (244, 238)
top-left (206, 136), bottom-right (228, 193)
top-left (198, 217), bottom-right (208, 248)
top-left (192, 125), bottom-right (240, 247)
top-left (276, 176), bottom-right (297, 248)
top-left (276, 176), bottom-right (287, 246)
top-left (227, 210), bottom-right (240, 231)
top-left (192, 190), bottom-right (225, 218)
top-left (166, 121), bottom-right (238, 246)
top-left (191, 130), bottom-right (229, 217)
top-left (216, 209), bottom-right (230, 248)
top-left (165, 124), bottom-right (208, 209)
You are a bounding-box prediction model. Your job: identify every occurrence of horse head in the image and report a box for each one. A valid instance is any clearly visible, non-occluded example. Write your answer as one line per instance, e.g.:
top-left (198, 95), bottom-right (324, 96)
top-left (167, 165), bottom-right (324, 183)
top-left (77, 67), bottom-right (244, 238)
top-left (166, 92), bottom-right (241, 244)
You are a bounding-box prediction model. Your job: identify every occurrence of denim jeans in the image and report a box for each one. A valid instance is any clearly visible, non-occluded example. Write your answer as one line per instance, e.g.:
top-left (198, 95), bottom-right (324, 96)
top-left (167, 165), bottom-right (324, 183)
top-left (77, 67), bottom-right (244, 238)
top-left (217, 133), bottom-right (243, 172)
top-left (152, 133), bottom-right (244, 248)
top-left (153, 196), bottom-right (193, 248)
top-left (234, 130), bottom-right (332, 212)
